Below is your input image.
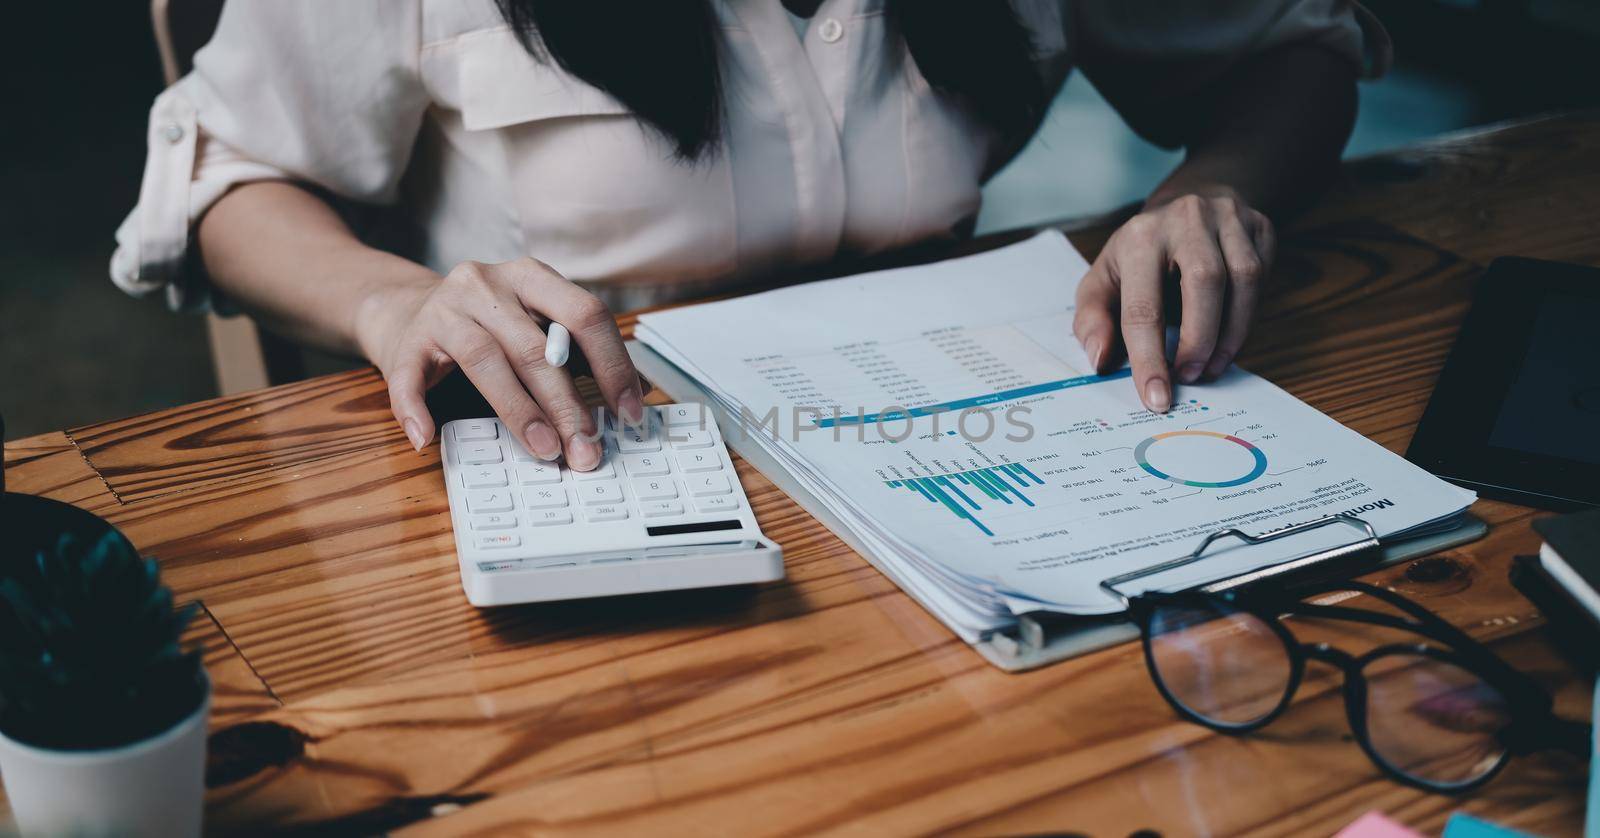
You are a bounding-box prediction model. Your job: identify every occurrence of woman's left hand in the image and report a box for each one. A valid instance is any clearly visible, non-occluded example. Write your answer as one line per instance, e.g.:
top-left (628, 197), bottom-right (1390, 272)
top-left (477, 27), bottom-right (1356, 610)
top-left (1072, 189), bottom-right (1275, 413)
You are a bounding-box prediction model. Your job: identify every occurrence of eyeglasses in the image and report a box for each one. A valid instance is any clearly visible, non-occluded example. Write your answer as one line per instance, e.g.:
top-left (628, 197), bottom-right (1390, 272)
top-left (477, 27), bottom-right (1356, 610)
top-left (1126, 580), bottom-right (1591, 793)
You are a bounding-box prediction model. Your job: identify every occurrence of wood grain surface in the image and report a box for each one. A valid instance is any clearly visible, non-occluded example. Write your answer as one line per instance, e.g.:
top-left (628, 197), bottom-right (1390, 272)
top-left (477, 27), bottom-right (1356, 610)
top-left (5, 112), bottom-right (1597, 836)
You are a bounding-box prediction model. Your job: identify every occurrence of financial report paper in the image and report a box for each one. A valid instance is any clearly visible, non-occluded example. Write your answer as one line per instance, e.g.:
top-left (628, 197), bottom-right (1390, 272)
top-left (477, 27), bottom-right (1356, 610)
top-left (635, 231), bottom-right (1476, 640)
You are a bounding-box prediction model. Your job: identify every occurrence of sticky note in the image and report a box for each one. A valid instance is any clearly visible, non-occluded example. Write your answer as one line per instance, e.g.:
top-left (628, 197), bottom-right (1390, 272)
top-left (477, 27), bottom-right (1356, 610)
top-left (1589, 673), bottom-right (1600, 838)
top-left (1442, 813), bottom-right (1533, 838)
top-left (1334, 811), bottom-right (1422, 838)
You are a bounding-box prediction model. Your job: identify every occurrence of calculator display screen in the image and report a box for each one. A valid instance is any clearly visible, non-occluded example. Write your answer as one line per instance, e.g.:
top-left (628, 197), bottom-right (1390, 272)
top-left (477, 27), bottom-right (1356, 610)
top-left (646, 519), bottom-right (743, 537)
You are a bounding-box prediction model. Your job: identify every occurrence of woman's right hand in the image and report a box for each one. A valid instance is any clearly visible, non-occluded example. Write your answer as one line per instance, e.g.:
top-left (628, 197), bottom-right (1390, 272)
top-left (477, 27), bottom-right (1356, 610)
top-left (355, 257), bottom-right (647, 471)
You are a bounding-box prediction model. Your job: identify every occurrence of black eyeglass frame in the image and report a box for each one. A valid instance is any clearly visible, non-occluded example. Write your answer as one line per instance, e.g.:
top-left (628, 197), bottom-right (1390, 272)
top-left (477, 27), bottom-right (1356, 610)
top-left (1126, 579), bottom-right (1591, 794)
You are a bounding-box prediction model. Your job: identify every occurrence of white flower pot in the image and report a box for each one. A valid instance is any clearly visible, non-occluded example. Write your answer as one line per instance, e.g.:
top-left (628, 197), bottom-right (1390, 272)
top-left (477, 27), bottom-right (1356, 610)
top-left (0, 683), bottom-right (209, 838)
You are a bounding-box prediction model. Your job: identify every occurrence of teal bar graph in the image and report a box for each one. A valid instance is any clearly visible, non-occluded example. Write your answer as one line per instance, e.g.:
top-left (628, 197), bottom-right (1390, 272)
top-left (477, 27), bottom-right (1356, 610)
top-left (886, 463), bottom-right (1045, 536)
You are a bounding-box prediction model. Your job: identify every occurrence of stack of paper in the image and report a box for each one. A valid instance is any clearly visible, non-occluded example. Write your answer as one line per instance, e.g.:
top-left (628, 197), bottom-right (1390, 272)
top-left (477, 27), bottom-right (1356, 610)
top-left (634, 232), bottom-right (1476, 642)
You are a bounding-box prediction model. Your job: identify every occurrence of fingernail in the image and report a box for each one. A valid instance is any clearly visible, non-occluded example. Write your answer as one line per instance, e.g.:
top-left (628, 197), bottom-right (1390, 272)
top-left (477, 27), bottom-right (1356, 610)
top-left (1084, 338), bottom-right (1103, 372)
top-left (568, 433), bottom-right (603, 471)
top-left (618, 387), bottom-right (646, 428)
top-left (524, 420), bottom-right (561, 460)
top-left (1145, 379), bottom-right (1171, 413)
top-left (1207, 353), bottom-right (1234, 379)
top-left (402, 418), bottom-right (424, 452)
top-left (1178, 362), bottom-right (1203, 384)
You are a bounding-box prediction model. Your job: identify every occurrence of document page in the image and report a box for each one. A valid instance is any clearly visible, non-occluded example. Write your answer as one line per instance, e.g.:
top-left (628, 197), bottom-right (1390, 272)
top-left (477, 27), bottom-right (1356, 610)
top-left (636, 232), bottom-right (1476, 632)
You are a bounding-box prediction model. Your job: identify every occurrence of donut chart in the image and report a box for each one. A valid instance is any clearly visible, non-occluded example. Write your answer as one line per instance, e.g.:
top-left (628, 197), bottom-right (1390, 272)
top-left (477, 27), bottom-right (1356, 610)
top-left (1134, 430), bottom-right (1268, 488)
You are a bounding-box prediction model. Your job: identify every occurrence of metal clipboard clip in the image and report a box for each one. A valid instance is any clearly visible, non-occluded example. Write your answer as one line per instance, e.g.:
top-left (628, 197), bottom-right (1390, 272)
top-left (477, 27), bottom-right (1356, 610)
top-left (1097, 513), bottom-right (1381, 609)
top-left (985, 511), bottom-right (1483, 671)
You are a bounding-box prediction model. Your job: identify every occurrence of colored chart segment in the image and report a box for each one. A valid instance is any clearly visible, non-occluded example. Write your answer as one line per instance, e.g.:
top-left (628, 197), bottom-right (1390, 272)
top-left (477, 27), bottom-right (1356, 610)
top-left (886, 463), bottom-right (1045, 536)
top-left (816, 369), bottom-right (1132, 428)
top-left (1134, 430), bottom-right (1267, 488)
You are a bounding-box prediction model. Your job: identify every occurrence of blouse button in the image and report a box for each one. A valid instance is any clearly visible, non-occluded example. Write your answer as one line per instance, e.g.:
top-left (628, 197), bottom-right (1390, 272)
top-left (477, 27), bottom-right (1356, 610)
top-left (818, 18), bottom-right (843, 43)
top-left (161, 122), bottom-right (185, 144)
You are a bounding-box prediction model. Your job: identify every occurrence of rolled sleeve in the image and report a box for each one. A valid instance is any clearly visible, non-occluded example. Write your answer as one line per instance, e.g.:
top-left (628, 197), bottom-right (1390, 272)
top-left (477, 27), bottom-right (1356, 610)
top-left (109, 0), bottom-right (427, 312)
top-left (111, 87), bottom-right (199, 309)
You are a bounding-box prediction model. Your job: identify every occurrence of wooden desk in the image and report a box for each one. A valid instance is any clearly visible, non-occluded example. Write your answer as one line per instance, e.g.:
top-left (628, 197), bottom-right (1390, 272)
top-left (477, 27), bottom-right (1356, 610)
top-left (6, 112), bottom-right (1598, 836)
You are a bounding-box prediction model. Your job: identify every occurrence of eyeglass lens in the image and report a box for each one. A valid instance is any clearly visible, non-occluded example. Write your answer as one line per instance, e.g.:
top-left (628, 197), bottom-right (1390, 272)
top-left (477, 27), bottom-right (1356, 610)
top-left (1147, 601), bottom-right (1292, 727)
top-left (1360, 651), bottom-right (1512, 787)
top-left (1147, 600), bottom-right (1515, 788)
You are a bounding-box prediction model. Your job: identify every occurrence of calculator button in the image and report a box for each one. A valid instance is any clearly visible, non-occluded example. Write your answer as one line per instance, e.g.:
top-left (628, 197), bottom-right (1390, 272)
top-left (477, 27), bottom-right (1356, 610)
top-left (516, 461), bottom-right (561, 485)
top-left (524, 487), bottom-right (568, 509)
top-left (507, 437), bottom-right (536, 462)
top-left (462, 467), bottom-right (509, 489)
top-left (571, 459), bottom-right (616, 480)
top-left (669, 430), bottom-right (714, 450)
top-left (642, 500), bottom-right (685, 518)
top-left (621, 453), bottom-right (670, 477)
top-left (529, 509), bottom-right (574, 527)
top-left (476, 533), bottom-right (521, 549)
top-left (694, 495), bottom-right (740, 514)
top-left (614, 425), bottom-right (662, 454)
top-left (470, 513), bottom-right (517, 531)
top-left (452, 421), bottom-right (499, 442)
top-left (632, 477), bottom-right (678, 501)
top-left (585, 504), bottom-right (629, 523)
top-left (688, 474), bottom-right (732, 497)
top-left (676, 451), bottom-right (722, 473)
top-left (578, 481), bottom-right (623, 505)
top-left (659, 403), bottom-right (705, 427)
top-left (466, 489), bottom-right (515, 513)
top-left (458, 444), bottom-right (504, 466)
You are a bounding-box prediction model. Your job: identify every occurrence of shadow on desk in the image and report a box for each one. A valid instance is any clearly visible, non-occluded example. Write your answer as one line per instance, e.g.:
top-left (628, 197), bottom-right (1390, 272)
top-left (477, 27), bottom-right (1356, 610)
top-left (483, 585), bottom-right (790, 646)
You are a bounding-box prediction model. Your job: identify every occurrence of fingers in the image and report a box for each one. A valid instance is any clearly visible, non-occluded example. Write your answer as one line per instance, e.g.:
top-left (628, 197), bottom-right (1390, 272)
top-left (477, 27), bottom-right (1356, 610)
top-left (510, 261), bottom-right (647, 429)
top-left (437, 321), bottom-right (565, 463)
top-left (1170, 211), bottom-right (1228, 386)
top-left (379, 258), bottom-right (645, 469)
top-left (439, 260), bottom-right (611, 469)
top-left (386, 353), bottom-right (436, 452)
top-left (506, 343), bottom-right (605, 471)
top-left (1088, 194), bottom-right (1272, 409)
top-left (467, 290), bottom-right (604, 471)
top-left (1249, 210), bottom-right (1277, 278)
top-left (1073, 257), bottom-right (1119, 374)
top-left (1210, 210), bottom-right (1269, 379)
top-left (1111, 220), bottom-right (1172, 413)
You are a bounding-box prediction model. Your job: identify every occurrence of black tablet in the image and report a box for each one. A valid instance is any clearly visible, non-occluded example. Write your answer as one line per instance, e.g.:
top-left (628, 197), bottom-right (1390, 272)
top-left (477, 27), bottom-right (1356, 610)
top-left (1406, 257), bottom-right (1600, 510)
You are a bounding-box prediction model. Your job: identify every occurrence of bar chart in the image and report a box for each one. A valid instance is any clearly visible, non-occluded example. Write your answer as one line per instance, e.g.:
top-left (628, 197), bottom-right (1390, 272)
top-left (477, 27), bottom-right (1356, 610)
top-left (885, 463), bottom-right (1046, 536)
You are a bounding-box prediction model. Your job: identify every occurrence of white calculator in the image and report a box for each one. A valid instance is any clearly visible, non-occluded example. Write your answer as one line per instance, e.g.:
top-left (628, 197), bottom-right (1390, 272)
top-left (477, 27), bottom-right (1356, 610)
top-left (439, 403), bottom-right (784, 606)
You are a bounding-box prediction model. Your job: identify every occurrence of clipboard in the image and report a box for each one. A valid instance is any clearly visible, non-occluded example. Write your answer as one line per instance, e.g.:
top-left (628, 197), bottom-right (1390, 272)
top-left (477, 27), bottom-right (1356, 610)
top-left (629, 341), bottom-right (1489, 672)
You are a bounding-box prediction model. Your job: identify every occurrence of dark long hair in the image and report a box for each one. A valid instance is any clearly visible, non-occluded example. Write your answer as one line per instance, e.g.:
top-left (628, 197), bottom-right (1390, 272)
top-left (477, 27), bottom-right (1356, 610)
top-left (494, 0), bottom-right (1046, 159)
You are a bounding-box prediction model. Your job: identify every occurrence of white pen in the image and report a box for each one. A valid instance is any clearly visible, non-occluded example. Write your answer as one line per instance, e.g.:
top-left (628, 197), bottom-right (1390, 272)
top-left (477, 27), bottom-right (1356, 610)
top-left (544, 322), bottom-right (571, 368)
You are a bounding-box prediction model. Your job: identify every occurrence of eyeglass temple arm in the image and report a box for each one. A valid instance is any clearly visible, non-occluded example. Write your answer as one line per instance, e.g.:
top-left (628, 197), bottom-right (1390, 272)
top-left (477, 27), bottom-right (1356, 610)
top-left (1285, 595), bottom-right (1478, 651)
top-left (1285, 581), bottom-right (1537, 684)
top-left (1285, 597), bottom-right (1537, 687)
top-left (1504, 716), bottom-right (1593, 759)
top-left (1327, 580), bottom-right (1476, 640)
top-left (1283, 601), bottom-right (1434, 635)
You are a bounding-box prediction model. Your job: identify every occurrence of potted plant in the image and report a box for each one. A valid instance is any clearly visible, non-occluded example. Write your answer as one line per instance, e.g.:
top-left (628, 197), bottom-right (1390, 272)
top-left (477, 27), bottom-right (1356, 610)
top-left (0, 520), bottom-right (209, 838)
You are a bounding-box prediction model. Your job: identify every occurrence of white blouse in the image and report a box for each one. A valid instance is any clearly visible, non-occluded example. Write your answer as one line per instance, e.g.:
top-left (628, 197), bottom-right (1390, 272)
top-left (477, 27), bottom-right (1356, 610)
top-left (111, 0), bottom-right (1386, 313)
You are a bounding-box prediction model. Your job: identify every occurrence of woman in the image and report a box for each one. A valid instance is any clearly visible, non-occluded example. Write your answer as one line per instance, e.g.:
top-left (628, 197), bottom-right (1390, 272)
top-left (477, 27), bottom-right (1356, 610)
top-left (113, 0), bottom-right (1387, 470)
